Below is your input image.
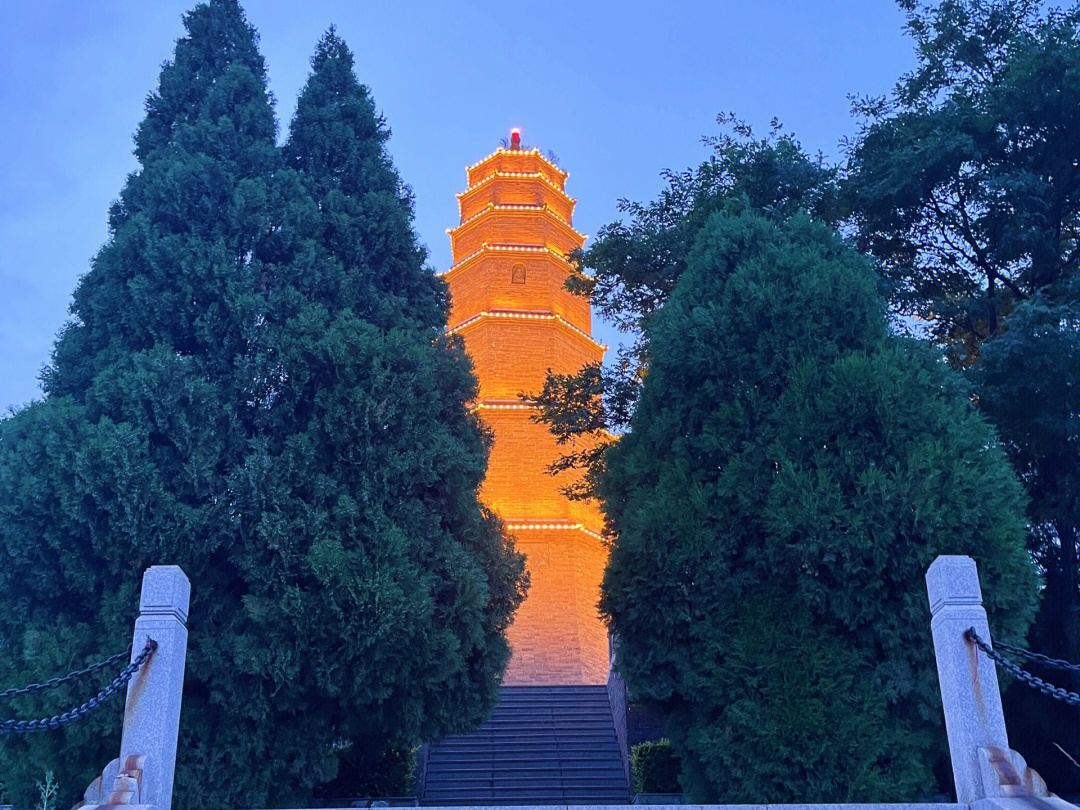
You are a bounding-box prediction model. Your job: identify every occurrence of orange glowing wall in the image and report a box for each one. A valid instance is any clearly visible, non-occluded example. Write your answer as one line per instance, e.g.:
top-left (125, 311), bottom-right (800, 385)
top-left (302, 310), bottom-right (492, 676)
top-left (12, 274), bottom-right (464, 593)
top-left (444, 141), bottom-right (610, 685)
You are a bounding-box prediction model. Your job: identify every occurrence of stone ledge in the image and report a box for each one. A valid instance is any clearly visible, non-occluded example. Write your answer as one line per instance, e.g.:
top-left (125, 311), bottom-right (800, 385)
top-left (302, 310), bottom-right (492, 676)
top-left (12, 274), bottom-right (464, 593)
top-left (253, 805), bottom-right (972, 810)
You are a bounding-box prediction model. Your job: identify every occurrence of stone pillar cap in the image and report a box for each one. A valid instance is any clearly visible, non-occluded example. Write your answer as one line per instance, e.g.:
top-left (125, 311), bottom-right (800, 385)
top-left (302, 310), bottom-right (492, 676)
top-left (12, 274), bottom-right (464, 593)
top-left (927, 555), bottom-right (983, 616)
top-left (139, 566), bottom-right (191, 623)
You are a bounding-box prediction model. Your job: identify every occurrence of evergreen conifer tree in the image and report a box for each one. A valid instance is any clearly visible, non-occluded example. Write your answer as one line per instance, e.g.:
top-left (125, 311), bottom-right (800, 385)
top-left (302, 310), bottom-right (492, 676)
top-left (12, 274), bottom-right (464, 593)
top-left (282, 29), bottom-right (445, 332)
top-left (0, 6), bottom-right (524, 807)
top-left (600, 205), bottom-right (1038, 802)
top-left (535, 118), bottom-right (839, 501)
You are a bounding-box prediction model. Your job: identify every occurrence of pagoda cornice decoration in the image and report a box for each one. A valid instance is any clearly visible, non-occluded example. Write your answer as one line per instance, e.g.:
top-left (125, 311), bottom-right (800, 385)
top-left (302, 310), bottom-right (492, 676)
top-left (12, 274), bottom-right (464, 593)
top-left (447, 308), bottom-right (606, 349)
top-left (449, 201), bottom-right (579, 233)
top-left (446, 205), bottom-right (586, 256)
top-left (502, 520), bottom-right (606, 543)
top-left (440, 244), bottom-right (580, 279)
top-left (465, 145), bottom-right (568, 180)
top-left (457, 170), bottom-right (577, 202)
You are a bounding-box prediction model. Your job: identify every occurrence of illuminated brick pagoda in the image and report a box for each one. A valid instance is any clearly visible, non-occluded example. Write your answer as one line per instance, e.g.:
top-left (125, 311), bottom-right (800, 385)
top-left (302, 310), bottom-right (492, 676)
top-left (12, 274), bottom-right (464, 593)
top-left (444, 130), bottom-right (609, 685)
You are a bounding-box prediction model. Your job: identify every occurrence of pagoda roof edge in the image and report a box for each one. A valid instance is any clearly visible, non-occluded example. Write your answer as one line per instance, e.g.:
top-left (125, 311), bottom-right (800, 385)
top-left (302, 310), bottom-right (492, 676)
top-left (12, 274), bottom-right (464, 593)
top-left (456, 170), bottom-right (577, 203)
top-left (465, 146), bottom-right (569, 179)
top-left (439, 244), bottom-right (579, 278)
top-left (447, 204), bottom-right (585, 241)
top-left (447, 309), bottom-right (606, 352)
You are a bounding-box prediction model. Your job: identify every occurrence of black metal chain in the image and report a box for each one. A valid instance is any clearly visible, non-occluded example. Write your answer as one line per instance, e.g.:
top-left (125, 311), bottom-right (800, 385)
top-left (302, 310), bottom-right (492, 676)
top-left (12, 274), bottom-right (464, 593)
top-left (0, 640), bottom-right (157, 734)
top-left (989, 638), bottom-right (1080, 674)
top-left (966, 628), bottom-right (1080, 707)
top-left (0, 647), bottom-right (132, 700)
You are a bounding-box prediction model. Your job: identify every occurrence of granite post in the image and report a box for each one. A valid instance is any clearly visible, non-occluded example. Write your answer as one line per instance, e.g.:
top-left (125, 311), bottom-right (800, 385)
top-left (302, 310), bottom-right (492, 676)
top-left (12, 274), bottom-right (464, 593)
top-left (119, 565), bottom-right (190, 810)
top-left (926, 555), bottom-right (1009, 805)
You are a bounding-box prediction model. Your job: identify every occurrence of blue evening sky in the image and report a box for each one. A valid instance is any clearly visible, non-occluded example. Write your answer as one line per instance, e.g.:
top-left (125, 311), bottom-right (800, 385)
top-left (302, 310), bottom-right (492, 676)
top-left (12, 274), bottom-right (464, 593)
top-left (0, 1), bottom-right (916, 412)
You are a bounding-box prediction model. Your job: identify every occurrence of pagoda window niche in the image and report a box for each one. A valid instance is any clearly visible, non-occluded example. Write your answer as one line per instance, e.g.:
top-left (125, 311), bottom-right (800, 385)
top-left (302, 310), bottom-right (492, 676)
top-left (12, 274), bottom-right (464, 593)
top-left (511, 263), bottom-right (526, 284)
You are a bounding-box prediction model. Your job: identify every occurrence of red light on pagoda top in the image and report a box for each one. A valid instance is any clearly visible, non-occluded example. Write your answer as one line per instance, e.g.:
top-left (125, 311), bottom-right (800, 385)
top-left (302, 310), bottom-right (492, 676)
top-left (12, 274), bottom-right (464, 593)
top-left (510, 128), bottom-right (521, 149)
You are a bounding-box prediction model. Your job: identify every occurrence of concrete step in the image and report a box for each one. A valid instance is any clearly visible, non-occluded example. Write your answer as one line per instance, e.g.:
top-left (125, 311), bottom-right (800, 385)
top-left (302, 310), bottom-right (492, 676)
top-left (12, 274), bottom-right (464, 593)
top-left (426, 774), bottom-right (629, 786)
top-left (425, 764), bottom-right (626, 776)
top-left (427, 756), bottom-right (623, 768)
top-left (424, 799), bottom-right (630, 806)
top-left (435, 734), bottom-right (619, 746)
top-left (462, 725), bottom-right (617, 734)
top-left (494, 698), bottom-right (610, 707)
top-left (428, 749), bottom-right (623, 761)
top-left (422, 686), bottom-right (629, 805)
top-left (446, 721), bottom-right (618, 728)
top-left (481, 721), bottom-right (617, 725)
top-left (424, 792), bottom-right (627, 803)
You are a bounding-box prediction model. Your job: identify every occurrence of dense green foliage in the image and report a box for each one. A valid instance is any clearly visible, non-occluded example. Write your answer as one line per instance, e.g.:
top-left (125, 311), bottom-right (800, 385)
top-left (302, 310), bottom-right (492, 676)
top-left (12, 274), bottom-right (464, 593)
top-left (976, 273), bottom-right (1080, 787)
top-left (848, 0), bottom-right (1080, 358)
top-left (846, 0), bottom-right (1080, 785)
top-left (630, 739), bottom-right (681, 795)
top-left (535, 0), bottom-right (1080, 791)
top-left (600, 206), bottom-right (1038, 802)
top-left (315, 745), bottom-right (418, 800)
top-left (0, 5), bottom-right (524, 808)
top-left (535, 118), bottom-right (838, 499)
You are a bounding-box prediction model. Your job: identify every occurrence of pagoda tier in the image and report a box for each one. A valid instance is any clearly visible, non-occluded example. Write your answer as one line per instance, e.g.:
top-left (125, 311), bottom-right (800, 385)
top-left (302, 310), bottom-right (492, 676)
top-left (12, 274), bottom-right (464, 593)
top-left (444, 247), bottom-right (592, 334)
top-left (447, 205), bottom-right (584, 260)
top-left (445, 140), bottom-right (609, 685)
top-left (458, 172), bottom-right (576, 223)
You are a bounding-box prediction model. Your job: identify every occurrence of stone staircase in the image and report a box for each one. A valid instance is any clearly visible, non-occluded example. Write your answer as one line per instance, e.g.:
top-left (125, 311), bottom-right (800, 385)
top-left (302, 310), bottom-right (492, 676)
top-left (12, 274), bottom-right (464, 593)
top-left (422, 685), bottom-right (630, 805)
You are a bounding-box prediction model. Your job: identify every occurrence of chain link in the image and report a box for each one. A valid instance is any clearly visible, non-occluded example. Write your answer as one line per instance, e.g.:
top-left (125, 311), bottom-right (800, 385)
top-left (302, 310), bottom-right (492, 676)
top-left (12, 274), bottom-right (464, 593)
top-left (966, 628), bottom-right (1080, 707)
top-left (989, 638), bottom-right (1080, 674)
top-left (0, 647), bottom-right (132, 700)
top-left (0, 640), bottom-right (157, 734)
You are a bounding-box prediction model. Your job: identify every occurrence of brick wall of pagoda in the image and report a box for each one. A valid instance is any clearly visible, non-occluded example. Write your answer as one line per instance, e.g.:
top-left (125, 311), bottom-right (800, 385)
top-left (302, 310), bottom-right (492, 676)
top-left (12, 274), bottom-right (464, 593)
top-left (444, 144), bottom-right (609, 685)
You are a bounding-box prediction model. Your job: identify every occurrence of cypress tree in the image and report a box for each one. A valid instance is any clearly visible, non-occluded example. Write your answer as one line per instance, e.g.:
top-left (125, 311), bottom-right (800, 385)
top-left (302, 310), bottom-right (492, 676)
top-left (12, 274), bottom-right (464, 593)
top-left (0, 6), bottom-right (524, 807)
top-left (1, 3), bottom-right (273, 803)
top-left (282, 28), bottom-right (445, 332)
top-left (601, 205), bottom-right (1038, 803)
top-left (272, 29), bottom-right (527, 792)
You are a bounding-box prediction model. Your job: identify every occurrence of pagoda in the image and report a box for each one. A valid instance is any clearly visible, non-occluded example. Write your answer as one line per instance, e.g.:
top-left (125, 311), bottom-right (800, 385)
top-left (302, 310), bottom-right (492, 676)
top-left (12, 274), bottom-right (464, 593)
top-left (444, 130), bottom-right (609, 685)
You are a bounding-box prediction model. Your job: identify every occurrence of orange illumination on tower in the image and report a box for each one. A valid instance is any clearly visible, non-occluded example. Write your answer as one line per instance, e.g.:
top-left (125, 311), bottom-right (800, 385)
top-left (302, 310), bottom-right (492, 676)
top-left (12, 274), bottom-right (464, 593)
top-left (445, 134), bottom-right (609, 685)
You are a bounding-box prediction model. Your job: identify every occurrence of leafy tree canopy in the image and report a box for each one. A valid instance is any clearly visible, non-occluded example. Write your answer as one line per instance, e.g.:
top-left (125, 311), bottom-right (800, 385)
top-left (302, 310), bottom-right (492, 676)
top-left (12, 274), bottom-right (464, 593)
top-left (847, 0), bottom-right (1080, 359)
top-left (847, 0), bottom-right (1080, 786)
top-left (975, 271), bottom-right (1080, 786)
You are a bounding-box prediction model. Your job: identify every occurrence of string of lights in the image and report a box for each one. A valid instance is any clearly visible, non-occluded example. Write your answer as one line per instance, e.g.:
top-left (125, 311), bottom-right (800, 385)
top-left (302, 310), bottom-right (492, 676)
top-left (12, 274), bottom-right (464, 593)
top-left (504, 521), bottom-right (606, 542)
top-left (440, 243), bottom-right (579, 279)
top-left (448, 201), bottom-right (584, 238)
top-left (457, 169), bottom-right (576, 203)
top-left (447, 308), bottom-right (605, 348)
top-left (465, 145), bottom-right (568, 181)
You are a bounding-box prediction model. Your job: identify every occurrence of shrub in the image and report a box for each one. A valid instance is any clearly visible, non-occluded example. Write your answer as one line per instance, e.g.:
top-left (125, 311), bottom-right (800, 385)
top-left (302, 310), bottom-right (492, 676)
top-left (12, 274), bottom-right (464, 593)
top-left (631, 739), bottom-right (681, 795)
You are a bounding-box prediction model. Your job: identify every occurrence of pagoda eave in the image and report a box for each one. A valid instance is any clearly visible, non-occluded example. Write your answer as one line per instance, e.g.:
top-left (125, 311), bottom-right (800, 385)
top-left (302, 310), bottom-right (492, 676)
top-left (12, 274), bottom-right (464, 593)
top-left (503, 520), bottom-right (606, 543)
top-left (465, 147), bottom-right (569, 188)
top-left (457, 170), bottom-right (576, 202)
top-left (448, 309), bottom-right (606, 352)
top-left (440, 243), bottom-right (578, 279)
top-left (457, 172), bottom-right (578, 222)
top-left (448, 203), bottom-right (582, 238)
